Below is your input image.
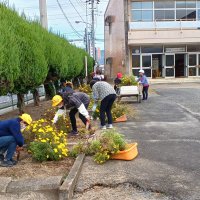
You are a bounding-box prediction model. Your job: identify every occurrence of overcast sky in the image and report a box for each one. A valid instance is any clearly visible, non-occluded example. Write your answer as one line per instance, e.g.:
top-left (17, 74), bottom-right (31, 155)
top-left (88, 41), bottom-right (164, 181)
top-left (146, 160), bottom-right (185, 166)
top-left (3, 0), bottom-right (109, 49)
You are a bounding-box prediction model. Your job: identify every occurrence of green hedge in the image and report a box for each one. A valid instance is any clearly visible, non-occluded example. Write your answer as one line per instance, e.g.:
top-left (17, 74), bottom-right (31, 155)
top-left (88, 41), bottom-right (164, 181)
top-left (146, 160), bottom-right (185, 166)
top-left (0, 4), bottom-right (94, 96)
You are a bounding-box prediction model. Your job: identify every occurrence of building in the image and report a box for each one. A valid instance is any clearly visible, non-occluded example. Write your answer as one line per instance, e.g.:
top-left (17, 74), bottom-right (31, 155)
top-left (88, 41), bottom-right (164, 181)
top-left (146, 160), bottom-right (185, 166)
top-left (104, 0), bottom-right (200, 79)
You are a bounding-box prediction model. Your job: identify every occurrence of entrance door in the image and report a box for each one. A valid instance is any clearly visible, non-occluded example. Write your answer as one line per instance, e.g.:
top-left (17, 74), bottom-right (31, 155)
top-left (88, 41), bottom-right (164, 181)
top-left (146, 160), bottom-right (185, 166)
top-left (152, 54), bottom-right (162, 78)
top-left (142, 55), bottom-right (152, 78)
top-left (165, 54), bottom-right (175, 78)
top-left (188, 54), bottom-right (197, 76)
top-left (175, 54), bottom-right (185, 77)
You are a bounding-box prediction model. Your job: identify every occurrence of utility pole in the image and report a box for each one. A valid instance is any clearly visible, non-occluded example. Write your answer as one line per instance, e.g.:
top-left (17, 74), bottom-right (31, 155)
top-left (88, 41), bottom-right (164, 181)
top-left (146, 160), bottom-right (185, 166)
top-left (91, 0), bottom-right (95, 61)
top-left (39, 0), bottom-right (48, 29)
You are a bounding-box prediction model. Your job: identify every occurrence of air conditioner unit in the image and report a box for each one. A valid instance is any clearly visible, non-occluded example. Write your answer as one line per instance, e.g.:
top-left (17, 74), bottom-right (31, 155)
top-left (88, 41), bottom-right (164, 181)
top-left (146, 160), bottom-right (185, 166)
top-left (106, 57), bottom-right (113, 64)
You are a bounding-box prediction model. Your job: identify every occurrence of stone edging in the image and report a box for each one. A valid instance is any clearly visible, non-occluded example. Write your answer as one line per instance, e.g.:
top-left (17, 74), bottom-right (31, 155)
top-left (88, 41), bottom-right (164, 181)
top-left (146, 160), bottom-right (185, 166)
top-left (0, 154), bottom-right (85, 200)
top-left (59, 153), bottom-right (85, 200)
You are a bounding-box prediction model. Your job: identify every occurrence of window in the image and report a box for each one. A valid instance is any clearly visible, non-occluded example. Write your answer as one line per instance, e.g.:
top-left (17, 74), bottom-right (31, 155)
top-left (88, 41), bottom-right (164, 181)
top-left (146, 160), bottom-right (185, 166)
top-left (155, 10), bottom-right (175, 20)
top-left (132, 55), bottom-right (140, 68)
top-left (154, 1), bottom-right (175, 21)
top-left (142, 10), bottom-right (153, 21)
top-left (189, 54), bottom-right (197, 66)
top-left (132, 1), bottom-right (153, 9)
top-left (132, 10), bottom-right (142, 21)
top-left (186, 1), bottom-right (196, 8)
top-left (142, 55), bottom-right (151, 67)
top-left (131, 1), bottom-right (198, 22)
top-left (131, 1), bottom-right (153, 21)
top-left (198, 0), bottom-right (200, 8)
top-left (132, 46), bottom-right (140, 54)
top-left (154, 1), bottom-right (175, 9)
top-left (166, 55), bottom-right (174, 66)
top-left (176, 1), bottom-right (196, 20)
top-left (176, 10), bottom-right (187, 19)
top-left (176, 1), bottom-right (186, 8)
top-left (198, 10), bottom-right (200, 20)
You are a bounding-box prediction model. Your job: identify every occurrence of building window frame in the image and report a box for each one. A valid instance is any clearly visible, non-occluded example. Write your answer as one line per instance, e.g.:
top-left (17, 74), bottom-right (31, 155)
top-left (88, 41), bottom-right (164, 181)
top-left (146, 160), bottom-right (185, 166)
top-left (130, 0), bottom-right (199, 22)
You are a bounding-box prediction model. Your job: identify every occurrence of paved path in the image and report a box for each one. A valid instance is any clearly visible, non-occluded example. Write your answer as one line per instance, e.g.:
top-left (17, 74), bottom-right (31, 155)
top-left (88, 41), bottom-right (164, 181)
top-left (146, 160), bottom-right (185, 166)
top-left (74, 83), bottom-right (200, 200)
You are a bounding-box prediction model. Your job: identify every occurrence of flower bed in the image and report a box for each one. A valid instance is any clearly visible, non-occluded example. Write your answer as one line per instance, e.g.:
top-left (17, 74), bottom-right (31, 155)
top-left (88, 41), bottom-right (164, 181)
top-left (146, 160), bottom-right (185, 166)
top-left (23, 118), bottom-right (68, 161)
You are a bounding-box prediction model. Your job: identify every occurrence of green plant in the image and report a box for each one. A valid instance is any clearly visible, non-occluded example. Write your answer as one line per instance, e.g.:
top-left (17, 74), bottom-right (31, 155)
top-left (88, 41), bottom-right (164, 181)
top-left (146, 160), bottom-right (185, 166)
top-left (120, 75), bottom-right (137, 86)
top-left (29, 141), bottom-right (57, 162)
top-left (69, 129), bottom-right (126, 164)
top-left (69, 142), bottom-right (85, 158)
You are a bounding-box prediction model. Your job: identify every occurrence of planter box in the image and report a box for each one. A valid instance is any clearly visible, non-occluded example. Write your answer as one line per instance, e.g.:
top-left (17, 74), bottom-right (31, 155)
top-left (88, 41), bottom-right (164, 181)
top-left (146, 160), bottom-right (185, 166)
top-left (111, 143), bottom-right (138, 161)
top-left (114, 114), bottom-right (127, 123)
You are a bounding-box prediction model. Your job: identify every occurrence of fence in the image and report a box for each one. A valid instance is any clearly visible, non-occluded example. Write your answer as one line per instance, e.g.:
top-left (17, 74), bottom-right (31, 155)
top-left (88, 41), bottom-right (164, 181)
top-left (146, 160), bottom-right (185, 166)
top-left (0, 86), bottom-right (45, 115)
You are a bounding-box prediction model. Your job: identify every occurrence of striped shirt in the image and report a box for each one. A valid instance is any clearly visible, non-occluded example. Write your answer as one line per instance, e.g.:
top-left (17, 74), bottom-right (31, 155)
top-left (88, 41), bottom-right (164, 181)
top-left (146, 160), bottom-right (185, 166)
top-left (92, 81), bottom-right (116, 100)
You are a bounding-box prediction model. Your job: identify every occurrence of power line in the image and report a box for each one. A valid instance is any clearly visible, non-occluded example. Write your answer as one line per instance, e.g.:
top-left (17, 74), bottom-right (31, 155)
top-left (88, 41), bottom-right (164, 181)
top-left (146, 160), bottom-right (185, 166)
top-left (68, 0), bottom-right (85, 22)
top-left (56, 0), bottom-right (83, 38)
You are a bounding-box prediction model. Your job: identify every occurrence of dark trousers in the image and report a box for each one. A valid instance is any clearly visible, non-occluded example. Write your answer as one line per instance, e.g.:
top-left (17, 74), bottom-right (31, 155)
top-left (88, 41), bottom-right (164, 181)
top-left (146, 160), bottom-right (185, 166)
top-left (100, 94), bottom-right (117, 126)
top-left (69, 103), bottom-right (89, 132)
top-left (0, 136), bottom-right (17, 160)
top-left (142, 86), bottom-right (149, 100)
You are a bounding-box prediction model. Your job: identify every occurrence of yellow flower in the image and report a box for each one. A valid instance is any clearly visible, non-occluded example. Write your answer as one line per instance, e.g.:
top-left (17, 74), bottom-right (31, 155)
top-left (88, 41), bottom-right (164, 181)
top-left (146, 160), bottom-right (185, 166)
top-left (41, 139), bottom-right (46, 143)
top-left (59, 155), bottom-right (62, 158)
top-left (54, 148), bottom-right (58, 153)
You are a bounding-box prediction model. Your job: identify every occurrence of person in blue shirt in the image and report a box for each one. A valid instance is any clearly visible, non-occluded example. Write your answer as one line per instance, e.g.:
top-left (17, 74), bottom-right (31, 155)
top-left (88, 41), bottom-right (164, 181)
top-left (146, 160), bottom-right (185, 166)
top-left (137, 69), bottom-right (149, 100)
top-left (0, 113), bottom-right (32, 167)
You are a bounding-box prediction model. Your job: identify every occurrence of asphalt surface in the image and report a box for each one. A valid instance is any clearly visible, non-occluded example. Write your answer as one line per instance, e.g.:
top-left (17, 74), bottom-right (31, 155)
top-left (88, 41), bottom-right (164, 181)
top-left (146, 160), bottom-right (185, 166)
top-left (74, 83), bottom-right (200, 200)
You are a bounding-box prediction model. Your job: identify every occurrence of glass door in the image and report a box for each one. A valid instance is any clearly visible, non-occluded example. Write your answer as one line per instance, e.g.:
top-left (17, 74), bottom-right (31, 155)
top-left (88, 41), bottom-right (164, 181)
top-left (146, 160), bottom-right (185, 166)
top-left (199, 54), bottom-right (200, 76)
top-left (188, 54), bottom-right (197, 76)
top-left (165, 54), bottom-right (175, 78)
top-left (142, 54), bottom-right (152, 78)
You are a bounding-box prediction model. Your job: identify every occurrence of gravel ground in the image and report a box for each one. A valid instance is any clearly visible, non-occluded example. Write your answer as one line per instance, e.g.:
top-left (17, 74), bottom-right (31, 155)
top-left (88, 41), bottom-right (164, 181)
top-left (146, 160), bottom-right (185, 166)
top-left (73, 183), bottom-right (172, 200)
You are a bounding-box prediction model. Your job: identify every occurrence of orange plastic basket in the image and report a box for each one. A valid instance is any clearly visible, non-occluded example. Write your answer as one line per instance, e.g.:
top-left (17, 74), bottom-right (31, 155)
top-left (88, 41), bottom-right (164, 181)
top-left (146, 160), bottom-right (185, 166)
top-left (111, 143), bottom-right (138, 161)
top-left (114, 114), bottom-right (127, 123)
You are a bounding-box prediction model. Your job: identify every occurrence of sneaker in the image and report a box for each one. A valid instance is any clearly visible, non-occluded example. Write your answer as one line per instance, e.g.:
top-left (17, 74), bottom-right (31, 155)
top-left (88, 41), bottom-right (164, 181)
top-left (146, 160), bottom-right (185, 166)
top-left (107, 124), bottom-right (113, 129)
top-left (0, 160), bottom-right (17, 167)
top-left (10, 159), bottom-right (17, 165)
top-left (68, 130), bottom-right (79, 137)
top-left (100, 125), bottom-right (107, 130)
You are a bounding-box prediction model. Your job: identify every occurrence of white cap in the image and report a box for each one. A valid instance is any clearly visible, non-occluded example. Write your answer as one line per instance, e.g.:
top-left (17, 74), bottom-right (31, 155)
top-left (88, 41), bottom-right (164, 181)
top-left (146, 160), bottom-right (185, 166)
top-left (139, 69), bottom-right (144, 74)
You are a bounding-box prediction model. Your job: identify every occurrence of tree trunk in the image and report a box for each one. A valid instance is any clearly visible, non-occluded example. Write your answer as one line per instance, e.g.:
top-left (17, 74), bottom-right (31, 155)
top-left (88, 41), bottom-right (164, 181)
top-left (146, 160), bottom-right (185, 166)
top-left (33, 89), bottom-right (40, 106)
top-left (44, 82), bottom-right (55, 100)
top-left (17, 93), bottom-right (25, 114)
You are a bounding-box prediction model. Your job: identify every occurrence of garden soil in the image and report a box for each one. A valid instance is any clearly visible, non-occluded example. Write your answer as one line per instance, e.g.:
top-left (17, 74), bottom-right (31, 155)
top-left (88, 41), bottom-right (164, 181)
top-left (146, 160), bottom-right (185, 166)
top-left (0, 100), bottom-right (52, 121)
top-left (0, 100), bottom-right (76, 180)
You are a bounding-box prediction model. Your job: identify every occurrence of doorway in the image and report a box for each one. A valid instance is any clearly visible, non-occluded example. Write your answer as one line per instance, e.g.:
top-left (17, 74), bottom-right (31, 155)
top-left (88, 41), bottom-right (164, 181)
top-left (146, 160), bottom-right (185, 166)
top-left (152, 54), bottom-right (162, 78)
top-left (175, 54), bottom-right (185, 77)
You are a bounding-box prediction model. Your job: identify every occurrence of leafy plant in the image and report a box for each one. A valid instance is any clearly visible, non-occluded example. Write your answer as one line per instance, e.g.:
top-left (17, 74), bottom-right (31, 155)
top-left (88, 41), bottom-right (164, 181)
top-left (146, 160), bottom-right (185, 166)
top-left (120, 75), bottom-right (137, 86)
top-left (69, 129), bottom-right (127, 164)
